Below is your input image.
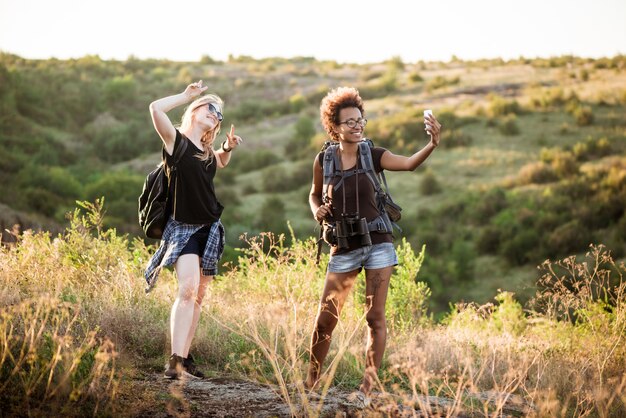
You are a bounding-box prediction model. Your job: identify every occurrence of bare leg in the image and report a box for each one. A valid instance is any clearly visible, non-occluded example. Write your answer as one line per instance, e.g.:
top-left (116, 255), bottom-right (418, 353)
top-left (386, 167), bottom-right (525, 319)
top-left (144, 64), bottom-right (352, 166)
top-left (360, 266), bottom-right (393, 395)
top-left (170, 254), bottom-right (200, 356)
top-left (182, 274), bottom-right (213, 357)
top-left (305, 269), bottom-right (360, 390)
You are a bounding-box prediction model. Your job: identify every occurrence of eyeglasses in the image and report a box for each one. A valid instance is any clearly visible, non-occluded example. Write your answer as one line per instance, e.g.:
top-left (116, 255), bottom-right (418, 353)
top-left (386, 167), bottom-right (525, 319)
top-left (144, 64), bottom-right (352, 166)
top-left (339, 118), bottom-right (367, 128)
top-left (206, 103), bottom-right (223, 121)
top-left (196, 102), bottom-right (223, 121)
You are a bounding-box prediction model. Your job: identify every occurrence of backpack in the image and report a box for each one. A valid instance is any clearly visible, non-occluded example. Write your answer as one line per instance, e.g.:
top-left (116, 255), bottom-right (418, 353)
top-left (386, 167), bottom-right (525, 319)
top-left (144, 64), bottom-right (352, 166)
top-left (138, 139), bottom-right (188, 239)
top-left (321, 138), bottom-right (402, 231)
top-left (315, 139), bottom-right (403, 263)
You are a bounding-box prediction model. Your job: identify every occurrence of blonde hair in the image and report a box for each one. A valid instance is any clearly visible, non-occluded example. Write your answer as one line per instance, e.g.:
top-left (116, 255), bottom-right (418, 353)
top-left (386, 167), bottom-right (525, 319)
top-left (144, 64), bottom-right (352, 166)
top-left (179, 94), bottom-right (224, 163)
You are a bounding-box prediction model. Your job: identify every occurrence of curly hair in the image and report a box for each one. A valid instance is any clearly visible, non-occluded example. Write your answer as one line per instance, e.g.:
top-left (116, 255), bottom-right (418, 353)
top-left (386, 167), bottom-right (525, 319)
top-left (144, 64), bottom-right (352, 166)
top-left (320, 87), bottom-right (364, 141)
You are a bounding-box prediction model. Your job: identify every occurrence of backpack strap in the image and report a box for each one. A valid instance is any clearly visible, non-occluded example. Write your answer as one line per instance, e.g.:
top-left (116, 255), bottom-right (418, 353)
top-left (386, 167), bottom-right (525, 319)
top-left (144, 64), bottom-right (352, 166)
top-left (358, 140), bottom-right (384, 196)
top-left (322, 142), bottom-right (340, 204)
top-left (161, 132), bottom-right (188, 219)
top-left (358, 139), bottom-right (401, 233)
top-left (162, 131), bottom-right (189, 171)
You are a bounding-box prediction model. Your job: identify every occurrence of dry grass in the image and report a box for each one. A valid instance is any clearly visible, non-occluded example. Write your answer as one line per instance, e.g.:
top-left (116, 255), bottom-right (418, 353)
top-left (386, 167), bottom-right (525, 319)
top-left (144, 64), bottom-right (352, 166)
top-left (1, 201), bottom-right (625, 416)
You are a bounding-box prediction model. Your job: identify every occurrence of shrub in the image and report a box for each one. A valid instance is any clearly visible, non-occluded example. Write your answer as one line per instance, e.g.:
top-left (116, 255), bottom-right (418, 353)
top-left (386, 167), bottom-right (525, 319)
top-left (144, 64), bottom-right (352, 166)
top-left (441, 128), bottom-right (473, 148)
top-left (488, 95), bottom-right (522, 117)
top-left (285, 116), bottom-right (316, 159)
top-left (476, 226), bottom-right (501, 254)
top-left (229, 149), bottom-right (281, 172)
top-left (573, 136), bottom-right (612, 161)
top-left (546, 220), bottom-right (592, 257)
top-left (408, 71), bottom-right (423, 83)
top-left (425, 75), bottom-right (460, 92)
top-left (498, 115), bottom-right (520, 136)
top-left (517, 162), bottom-right (558, 185)
top-left (254, 196), bottom-right (289, 237)
top-left (573, 105), bottom-right (594, 126)
top-left (356, 240), bottom-right (431, 330)
top-left (500, 229), bottom-right (541, 265)
top-left (551, 151), bottom-right (578, 178)
top-left (420, 169), bottom-right (442, 195)
top-left (491, 291), bottom-right (527, 336)
top-left (288, 93), bottom-right (307, 113)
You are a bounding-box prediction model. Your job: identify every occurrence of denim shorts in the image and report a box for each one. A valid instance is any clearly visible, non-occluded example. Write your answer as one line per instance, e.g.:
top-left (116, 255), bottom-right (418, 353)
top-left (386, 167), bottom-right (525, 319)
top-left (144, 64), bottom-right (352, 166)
top-left (327, 242), bottom-right (398, 273)
top-left (179, 225), bottom-right (211, 256)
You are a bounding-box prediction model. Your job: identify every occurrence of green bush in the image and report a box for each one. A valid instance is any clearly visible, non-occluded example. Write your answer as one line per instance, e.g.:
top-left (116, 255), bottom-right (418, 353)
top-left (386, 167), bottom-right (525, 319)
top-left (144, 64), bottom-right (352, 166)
top-left (285, 116), bottom-right (316, 159)
top-left (476, 226), bottom-right (501, 254)
top-left (420, 169), bottom-right (442, 195)
top-left (546, 220), bottom-right (592, 257)
top-left (408, 71), bottom-right (423, 83)
top-left (552, 154), bottom-right (579, 178)
top-left (498, 115), bottom-right (520, 136)
top-left (441, 128), bottom-right (473, 148)
top-left (425, 75), bottom-right (460, 92)
top-left (357, 240), bottom-right (431, 330)
top-left (488, 95), bottom-right (522, 117)
top-left (500, 229), bottom-right (541, 265)
top-left (516, 162), bottom-right (558, 185)
top-left (229, 149), bottom-right (281, 172)
top-left (573, 105), bottom-right (594, 126)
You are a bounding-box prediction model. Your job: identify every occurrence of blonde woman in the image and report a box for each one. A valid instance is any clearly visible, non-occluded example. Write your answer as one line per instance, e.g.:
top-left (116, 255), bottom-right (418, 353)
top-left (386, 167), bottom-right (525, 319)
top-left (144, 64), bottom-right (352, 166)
top-left (144, 80), bottom-right (243, 379)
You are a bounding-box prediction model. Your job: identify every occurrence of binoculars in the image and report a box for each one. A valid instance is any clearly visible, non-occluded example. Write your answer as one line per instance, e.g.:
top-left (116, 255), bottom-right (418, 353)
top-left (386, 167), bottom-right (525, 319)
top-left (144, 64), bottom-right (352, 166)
top-left (334, 213), bottom-right (372, 249)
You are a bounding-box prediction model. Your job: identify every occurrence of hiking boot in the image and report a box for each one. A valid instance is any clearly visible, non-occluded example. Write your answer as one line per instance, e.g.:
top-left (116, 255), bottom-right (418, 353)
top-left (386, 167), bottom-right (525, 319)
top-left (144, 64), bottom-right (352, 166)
top-left (164, 354), bottom-right (184, 379)
top-left (183, 353), bottom-right (205, 379)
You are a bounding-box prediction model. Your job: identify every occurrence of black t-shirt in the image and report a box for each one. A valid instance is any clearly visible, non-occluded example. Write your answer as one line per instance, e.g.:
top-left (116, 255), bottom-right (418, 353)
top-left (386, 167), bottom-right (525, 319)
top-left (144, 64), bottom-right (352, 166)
top-left (317, 146), bottom-right (393, 255)
top-left (166, 130), bottom-right (223, 224)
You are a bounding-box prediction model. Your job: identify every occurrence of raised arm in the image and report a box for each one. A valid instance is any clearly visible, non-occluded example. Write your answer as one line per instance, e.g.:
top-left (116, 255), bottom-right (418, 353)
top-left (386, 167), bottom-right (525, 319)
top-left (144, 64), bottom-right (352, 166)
top-left (215, 124), bottom-right (243, 169)
top-left (149, 81), bottom-right (208, 155)
top-left (380, 112), bottom-right (442, 171)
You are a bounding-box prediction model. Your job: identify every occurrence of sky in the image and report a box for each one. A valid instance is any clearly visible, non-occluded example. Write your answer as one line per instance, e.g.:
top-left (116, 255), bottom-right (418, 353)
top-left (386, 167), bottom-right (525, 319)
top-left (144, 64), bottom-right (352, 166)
top-left (1, 0), bottom-right (625, 64)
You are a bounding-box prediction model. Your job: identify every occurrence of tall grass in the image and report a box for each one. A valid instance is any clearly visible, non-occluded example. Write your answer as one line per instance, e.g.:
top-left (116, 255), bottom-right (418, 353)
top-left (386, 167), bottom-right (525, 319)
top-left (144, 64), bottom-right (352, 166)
top-left (1, 200), bottom-right (625, 416)
top-left (0, 297), bottom-right (117, 417)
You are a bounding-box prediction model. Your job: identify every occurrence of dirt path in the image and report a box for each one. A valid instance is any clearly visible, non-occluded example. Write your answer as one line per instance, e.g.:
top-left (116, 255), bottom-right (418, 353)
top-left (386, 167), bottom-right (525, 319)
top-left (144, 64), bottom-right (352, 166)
top-left (128, 375), bottom-right (379, 417)
top-left (122, 373), bottom-right (531, 417)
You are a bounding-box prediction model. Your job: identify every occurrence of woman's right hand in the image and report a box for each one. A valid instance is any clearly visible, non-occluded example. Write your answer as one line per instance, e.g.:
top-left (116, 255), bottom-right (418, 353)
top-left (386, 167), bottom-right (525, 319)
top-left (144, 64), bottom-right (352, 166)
top-left (315, 203), bottom-right (331, 223)
top-left (183, 80), bottom-right (208, 100)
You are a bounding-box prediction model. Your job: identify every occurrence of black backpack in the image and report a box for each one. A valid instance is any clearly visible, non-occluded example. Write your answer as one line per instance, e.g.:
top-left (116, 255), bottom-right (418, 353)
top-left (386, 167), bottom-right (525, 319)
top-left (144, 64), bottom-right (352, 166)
top-left (138, 139), bottom-right (188, 239)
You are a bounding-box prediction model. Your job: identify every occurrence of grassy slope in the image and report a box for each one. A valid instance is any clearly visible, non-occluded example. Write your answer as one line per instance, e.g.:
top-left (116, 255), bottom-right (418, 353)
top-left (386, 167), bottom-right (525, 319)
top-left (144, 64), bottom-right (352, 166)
top-left (4, 56), bottom-right (625, 306)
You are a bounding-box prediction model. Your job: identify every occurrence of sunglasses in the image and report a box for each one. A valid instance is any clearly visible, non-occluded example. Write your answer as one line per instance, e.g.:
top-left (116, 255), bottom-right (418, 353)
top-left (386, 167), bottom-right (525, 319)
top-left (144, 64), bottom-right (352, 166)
top-left (196, 102), bottom-right (223, 121)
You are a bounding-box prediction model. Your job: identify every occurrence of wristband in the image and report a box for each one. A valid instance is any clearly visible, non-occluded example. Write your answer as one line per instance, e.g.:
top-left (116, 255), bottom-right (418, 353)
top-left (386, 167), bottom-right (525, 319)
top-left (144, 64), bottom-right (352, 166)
top-left (221, 140), bottom-right (232, 153)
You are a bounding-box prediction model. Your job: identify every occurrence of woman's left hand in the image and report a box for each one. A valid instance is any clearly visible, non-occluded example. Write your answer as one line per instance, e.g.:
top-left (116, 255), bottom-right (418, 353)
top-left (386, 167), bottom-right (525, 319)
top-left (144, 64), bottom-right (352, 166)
top-left (425, 113), bottom-right (442, 147)
top-left (226, 124), bottom-right (243, 150)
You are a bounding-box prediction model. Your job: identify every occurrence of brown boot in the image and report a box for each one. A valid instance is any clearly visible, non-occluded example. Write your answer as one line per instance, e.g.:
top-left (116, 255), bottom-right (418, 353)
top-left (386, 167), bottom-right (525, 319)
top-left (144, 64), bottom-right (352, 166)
top-left (164, 354), bottom-right (184, 379)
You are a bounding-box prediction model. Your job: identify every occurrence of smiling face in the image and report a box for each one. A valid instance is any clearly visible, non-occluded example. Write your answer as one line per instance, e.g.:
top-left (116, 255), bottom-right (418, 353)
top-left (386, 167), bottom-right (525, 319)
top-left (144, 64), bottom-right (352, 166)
top-left (193, 101), bottom-right (222, 130)
top-left (334, 107), bottom-right (366, 143)
top-left (181, 94), bottom-right (224, 134)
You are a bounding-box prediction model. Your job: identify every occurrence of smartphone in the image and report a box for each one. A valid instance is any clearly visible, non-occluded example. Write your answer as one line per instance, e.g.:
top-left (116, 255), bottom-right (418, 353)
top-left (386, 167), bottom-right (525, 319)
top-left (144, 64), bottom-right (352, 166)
top-left (424, 109), bottom-right (433, 133)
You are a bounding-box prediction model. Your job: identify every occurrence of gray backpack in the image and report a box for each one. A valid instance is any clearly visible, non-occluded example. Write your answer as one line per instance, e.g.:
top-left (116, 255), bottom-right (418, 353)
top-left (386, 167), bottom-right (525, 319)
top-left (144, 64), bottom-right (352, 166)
top-left (321, 138), bottom-right (402, 233)
top-left (315, 139), bottom-right (403, 263)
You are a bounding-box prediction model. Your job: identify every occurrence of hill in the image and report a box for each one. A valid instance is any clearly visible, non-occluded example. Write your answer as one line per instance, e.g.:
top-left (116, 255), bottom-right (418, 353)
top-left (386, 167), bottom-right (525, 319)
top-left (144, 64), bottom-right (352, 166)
top-left (1, 52), bottom-right (625, 311)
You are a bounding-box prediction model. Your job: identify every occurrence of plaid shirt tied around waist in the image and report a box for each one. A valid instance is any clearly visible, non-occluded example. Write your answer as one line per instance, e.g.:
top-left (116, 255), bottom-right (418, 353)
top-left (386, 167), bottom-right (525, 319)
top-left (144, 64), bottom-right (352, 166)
top-left (144, 218), bottom-right (225, 293)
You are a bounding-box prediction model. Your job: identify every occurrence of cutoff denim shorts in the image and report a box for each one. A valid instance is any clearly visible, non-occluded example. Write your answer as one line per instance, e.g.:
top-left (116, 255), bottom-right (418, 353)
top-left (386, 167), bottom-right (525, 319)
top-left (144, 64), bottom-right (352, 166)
top-left (327, 242), bottom-right (398, 273)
